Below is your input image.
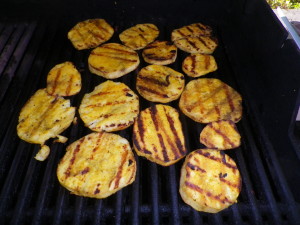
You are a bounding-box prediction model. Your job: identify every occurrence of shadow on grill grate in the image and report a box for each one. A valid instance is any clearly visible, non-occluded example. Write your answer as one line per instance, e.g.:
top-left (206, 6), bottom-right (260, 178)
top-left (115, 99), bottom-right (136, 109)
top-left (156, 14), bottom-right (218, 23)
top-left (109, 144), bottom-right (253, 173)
top-left (1, 0), bottom-right (300, 224)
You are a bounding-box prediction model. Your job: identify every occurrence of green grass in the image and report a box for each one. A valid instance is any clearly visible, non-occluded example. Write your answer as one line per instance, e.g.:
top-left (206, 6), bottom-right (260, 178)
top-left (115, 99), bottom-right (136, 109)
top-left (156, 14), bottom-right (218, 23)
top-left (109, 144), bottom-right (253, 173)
top-left (267, 0), bottom-right (300, 9)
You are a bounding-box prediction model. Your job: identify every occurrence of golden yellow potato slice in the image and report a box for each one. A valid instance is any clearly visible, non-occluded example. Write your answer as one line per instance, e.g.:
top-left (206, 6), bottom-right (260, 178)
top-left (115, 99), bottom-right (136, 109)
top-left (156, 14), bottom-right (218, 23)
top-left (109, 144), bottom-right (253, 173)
top-left (179, 149), bottom-right (242, 213)
top-left (88, 43), bottom-right (140, 79)
top-left (57, 132), bottom-right (136, 199)
top-left (179, 78), bottom-right (242, 123)
top-left (133, 104), bottom-right (187, 166)
top-left (136, 65), bottom-right (185, 103)
top-left (182, 53), bottom-right (217, 77)
top-left (79, 81), bottom-right (139, 132)
top-left (17, 88), bottom-right (75, 145)
top-left (119, 23), bottom-right (159, 50)
top-left (46, 61), bottom-right (81, 96)
top-left (142, 41), bottom-right (177, 65)
top-left (200, 120), bottom-right (241, 150)
top-left (68, 18), bottom-right (114, 50)
top-left (171, 23), bottom-right (213, 42)
top-left (174, 36), bottom-right (218, 54)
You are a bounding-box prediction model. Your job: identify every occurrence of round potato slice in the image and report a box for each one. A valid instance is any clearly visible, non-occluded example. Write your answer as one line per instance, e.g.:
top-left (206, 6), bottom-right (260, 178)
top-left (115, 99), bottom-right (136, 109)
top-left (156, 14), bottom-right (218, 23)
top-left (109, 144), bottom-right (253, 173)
top-left (200, 120), bottom-right (241, 150)
top-left (142, 40), bottom-right (177, 65)
top-left (79, 80), bottom-right (139, 132)
top-left (136, 65), bottom-right (185, 103)
top-left (133, 104), bottom-right (187, 166)
top-left (171, 23), bottom-right (213, 42)
top-left (88, 43), bottom-right (140, 79)
top-left (179, 149), bottom-right (242, 213)
top-left (174, 36), bottom-right (218, 54)
top-left (57, 132), bottom-right (136, 199)
top-left (182, 54), bottom-right (217, 77)
top-left (179, 78), bottom-right (242, 123)
top-left (119, 23), bottom-right (159, 50)
top-left (68, 18), bottom-right (114, 50)
top-left (46, 61), bottom-right (81, 96)
top-left (17, 88), bottom-right (75, 145)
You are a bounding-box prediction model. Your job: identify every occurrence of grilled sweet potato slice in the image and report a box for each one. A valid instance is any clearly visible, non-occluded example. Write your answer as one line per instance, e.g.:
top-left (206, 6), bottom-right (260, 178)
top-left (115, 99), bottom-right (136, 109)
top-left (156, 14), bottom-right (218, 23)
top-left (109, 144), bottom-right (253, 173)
top-left (174, 36), bottom-right (217, 54)
top-left (119, 23), bottom-right (159, 50)
top-left (200, 120), bottom-right (241, 150)
top-left (68, 19), bottom-right (114, 50)
top-left (79, 80), bottom-right (139, 132)
top-left (88, 43), bottom-right (140, 79)
top-left (136, 65), bottom-right (185, 103)
top-left (133, 104), bottom-right (187, 166)
top-left (179, 78), bottom-right (242, 123)
top-left (142, 41), bottom-right (177, 65)
top-left (179, 149), bottom-right (242, 213)
top-left (17, 88), bottom-right (75, 145)
top-left (182, 53), bottom-right (217, 77)
top-left (46, 61), bottom-right (81, 96)
top-left (171, 23), bottom-right (217, 54)
top-left (57, 132), bottom-right (136, 199)
top-left (171, 23), bottom-right (213, 42)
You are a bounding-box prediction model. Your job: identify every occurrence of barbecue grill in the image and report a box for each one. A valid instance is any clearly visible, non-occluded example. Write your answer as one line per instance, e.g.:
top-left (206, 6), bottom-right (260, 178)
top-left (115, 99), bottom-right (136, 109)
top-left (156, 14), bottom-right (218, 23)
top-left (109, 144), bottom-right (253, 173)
top-left (1, 0), bottom-right (300, 224)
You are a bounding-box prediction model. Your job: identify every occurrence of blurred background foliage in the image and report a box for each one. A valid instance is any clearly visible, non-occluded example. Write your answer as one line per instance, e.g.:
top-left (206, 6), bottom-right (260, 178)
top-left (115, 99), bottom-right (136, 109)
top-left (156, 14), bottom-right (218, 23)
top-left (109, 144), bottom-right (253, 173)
top-left (267, 0), bottom-right (300, 8)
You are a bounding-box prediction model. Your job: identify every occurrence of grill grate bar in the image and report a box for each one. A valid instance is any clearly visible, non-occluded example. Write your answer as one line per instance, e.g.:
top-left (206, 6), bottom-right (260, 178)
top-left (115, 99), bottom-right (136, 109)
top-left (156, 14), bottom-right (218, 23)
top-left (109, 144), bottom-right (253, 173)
top-left (92, 200), bottom-right (103, 225)
top-left (73, 197), bottom-right (86, 225)
top-left (52, 187), bottom-right (68, 225)
top-left (230, 204), bottom-right (242, 225)
top-left (130, 155), bottom-right (140, 225)
top-left (150, 163), bottom-right (160, 225)
top-left (192, 208), bottom-right (202, 225)
top-left (114, 189), bottom-right (124, 225)
top-left (168, 165), bottom-right (181, 225)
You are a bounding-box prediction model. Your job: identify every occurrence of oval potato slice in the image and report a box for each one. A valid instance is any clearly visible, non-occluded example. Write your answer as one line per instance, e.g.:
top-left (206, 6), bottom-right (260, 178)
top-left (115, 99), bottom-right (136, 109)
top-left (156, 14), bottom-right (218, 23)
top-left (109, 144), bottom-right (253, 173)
top-left (79, 80), bottom-right (139, 132)
top-left (68, 18), bottom-right (114, 50)
top-left (182, 54), bottom-right (217, 77)
top-left (171, 23), bottom-right (213, 42)
top-left (133, 104), bottom-right (187, 166)
top-left (200, 120), bottom-right (241, 150)
top-left (46, 61), bottom-right (81, 96)
top-left (119, 23), bottom-right (159, 50)
top-left (88, 43), bottom-right (140, 79)
top-left (142, 40), bottom-right (177, 65)
top-left (57, 132), bottom-right (136, 199)
top-left (179, 149), bottom-right (242, 213)
top-left (179, 78), bottom-right (242, 123)
top-left (17, 88), bottom-right (75, 145)
top-left (136, 65), bottom-right (185, 103)
top-left (174, 36), bottom-right (218, 54)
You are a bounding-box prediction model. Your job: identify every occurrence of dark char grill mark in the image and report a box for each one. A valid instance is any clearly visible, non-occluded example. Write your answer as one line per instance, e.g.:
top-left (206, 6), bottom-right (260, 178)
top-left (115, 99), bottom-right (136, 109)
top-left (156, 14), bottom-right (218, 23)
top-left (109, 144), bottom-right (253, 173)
top-left (150, 106), bottom-right (169, 163)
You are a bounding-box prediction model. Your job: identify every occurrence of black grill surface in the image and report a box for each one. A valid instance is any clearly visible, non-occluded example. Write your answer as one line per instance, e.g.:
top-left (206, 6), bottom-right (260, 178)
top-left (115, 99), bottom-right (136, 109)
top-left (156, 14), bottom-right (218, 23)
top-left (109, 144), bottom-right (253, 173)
top-left (1, 0), bottom-right (300, 225)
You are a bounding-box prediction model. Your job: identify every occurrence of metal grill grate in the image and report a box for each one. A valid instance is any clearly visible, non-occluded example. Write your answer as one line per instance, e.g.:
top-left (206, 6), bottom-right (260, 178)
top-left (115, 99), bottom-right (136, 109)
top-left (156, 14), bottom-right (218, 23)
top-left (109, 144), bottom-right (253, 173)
top-left (0, 3), bottom-right (300, 224)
